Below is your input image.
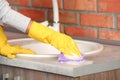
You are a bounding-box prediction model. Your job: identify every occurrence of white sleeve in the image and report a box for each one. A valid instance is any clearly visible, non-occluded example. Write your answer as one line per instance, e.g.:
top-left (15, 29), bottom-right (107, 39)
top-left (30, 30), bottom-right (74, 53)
top-left (0, 0), bottom-right (31, 32)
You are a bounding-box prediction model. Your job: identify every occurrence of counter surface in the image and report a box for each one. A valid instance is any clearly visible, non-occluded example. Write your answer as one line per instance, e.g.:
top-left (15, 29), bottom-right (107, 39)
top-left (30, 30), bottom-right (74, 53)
top-left (0, 31), bottom-right (120, 77)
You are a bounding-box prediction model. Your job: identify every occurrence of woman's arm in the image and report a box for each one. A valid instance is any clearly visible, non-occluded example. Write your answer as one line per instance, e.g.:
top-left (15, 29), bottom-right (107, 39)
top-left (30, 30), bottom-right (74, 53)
top-left (0, 0), bottom-right (31, 33)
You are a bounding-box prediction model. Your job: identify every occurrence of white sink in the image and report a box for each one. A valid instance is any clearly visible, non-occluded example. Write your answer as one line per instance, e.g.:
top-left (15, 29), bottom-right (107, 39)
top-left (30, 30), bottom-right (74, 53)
top-left (8, 38), bottom-right (103, 59)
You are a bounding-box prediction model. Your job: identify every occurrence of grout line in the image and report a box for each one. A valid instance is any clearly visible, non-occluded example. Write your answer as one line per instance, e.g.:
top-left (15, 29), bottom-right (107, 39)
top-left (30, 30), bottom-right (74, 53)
top-left (96, 0), bottom-right (98, 12)
top-left (113, 14), bottom-right (118, 29)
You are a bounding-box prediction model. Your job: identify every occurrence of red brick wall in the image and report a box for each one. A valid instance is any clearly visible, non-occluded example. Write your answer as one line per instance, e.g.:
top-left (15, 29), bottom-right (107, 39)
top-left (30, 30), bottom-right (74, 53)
top-left (7, 0), bottom-right (120, 41)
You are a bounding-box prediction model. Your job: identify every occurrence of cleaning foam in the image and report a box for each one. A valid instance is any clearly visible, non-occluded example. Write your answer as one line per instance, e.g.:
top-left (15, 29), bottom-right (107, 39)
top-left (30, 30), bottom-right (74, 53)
top-left (58, 53), bottom-right (94, 65)
top-left (58, 53), bottom-right (85, 63)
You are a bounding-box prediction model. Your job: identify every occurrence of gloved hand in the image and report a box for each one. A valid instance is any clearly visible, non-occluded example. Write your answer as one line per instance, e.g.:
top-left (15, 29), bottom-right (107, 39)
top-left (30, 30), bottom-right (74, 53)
top-left (0, 26), bottom-right (35, 58)
top-left (28, 21), bottom-right (82, 58)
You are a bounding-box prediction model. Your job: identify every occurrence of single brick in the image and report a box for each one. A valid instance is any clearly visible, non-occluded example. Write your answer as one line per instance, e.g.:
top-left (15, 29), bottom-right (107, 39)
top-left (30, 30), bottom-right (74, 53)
top-left (18, 8), bottom-right (45, 21)
top-left (64, 26), bottom-right (97, 38)
top-left (80, 13), bottom-right (113, 28)
top-left (98, 0), bottom-right (120, 13)
top-left (48, 10), bottom-right (78, 24)
top-left (64, 0), bottom-right (96, 11)
top-left (99, 29), bottom-right (120, 41)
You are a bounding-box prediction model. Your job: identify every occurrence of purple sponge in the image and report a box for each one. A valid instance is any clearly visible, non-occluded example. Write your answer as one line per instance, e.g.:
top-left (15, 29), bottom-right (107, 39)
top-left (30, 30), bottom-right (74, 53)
top-left (58, 53), bottom-right (85, 62)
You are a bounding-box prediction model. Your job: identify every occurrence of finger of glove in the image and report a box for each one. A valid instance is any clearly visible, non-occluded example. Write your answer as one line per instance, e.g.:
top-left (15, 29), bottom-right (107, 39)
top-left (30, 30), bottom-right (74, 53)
top-left (7, 53), bottom-right (16, 58)
top-left (71, 41), bottom-right (81, 56)
top-left (3, 45), bottom-right (35, 55)
top-left (1, 48), bottom-right (34, 59)
top-left (63, 35), bottom-right (80, 56)
top-left (59, 43), bottom-right (74, 57)
top-left (64, 39), bottom-right (81, 57)
top-left (18, 48), bottom-right (35, 54)
top-left (0, 49), bottom-right (16, 58)
top-left (12, 46), bottom-right (35, 54)
top-left (54, 35), bottom-right (80, 57)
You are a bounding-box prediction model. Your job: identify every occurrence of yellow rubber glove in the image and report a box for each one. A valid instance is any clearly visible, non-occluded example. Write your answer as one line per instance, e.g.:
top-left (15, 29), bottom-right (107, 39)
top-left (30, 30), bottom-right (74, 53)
top-left (0, 26), bottom-right (35, 58)
top-left (28, 21), bottom-right (82, 58)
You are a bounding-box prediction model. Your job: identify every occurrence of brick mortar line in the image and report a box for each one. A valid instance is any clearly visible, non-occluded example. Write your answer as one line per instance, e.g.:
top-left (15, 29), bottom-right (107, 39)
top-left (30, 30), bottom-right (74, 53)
top-left (113, 14), bottom-right (118, 29)
top-left (92, 27), bottom-right (98, 38)
top-left (62, 23), bottom-right (98, 30)
top-left (16, 6), bottom-right (52, 11)
top-left (96, 0), bottom-right (98, 12)
top-left (77, 12), bottom-right (81, 26)
top-left (60, 9), bottom-right (96, 13)
top-left (99, 27), bottom-right (120, 32)
top-left (59, 8), bottom-right (120, 16)
top-left (45, 9), bottom-right (49, 20)
top-left (62, 0), bottom-right (64, 9)
top-left (29, 0), bottom-right (33, 6)
top-left (10, 4), bottom-right (53, 10)
top-left (80, 11), bottom-right (117, 15)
